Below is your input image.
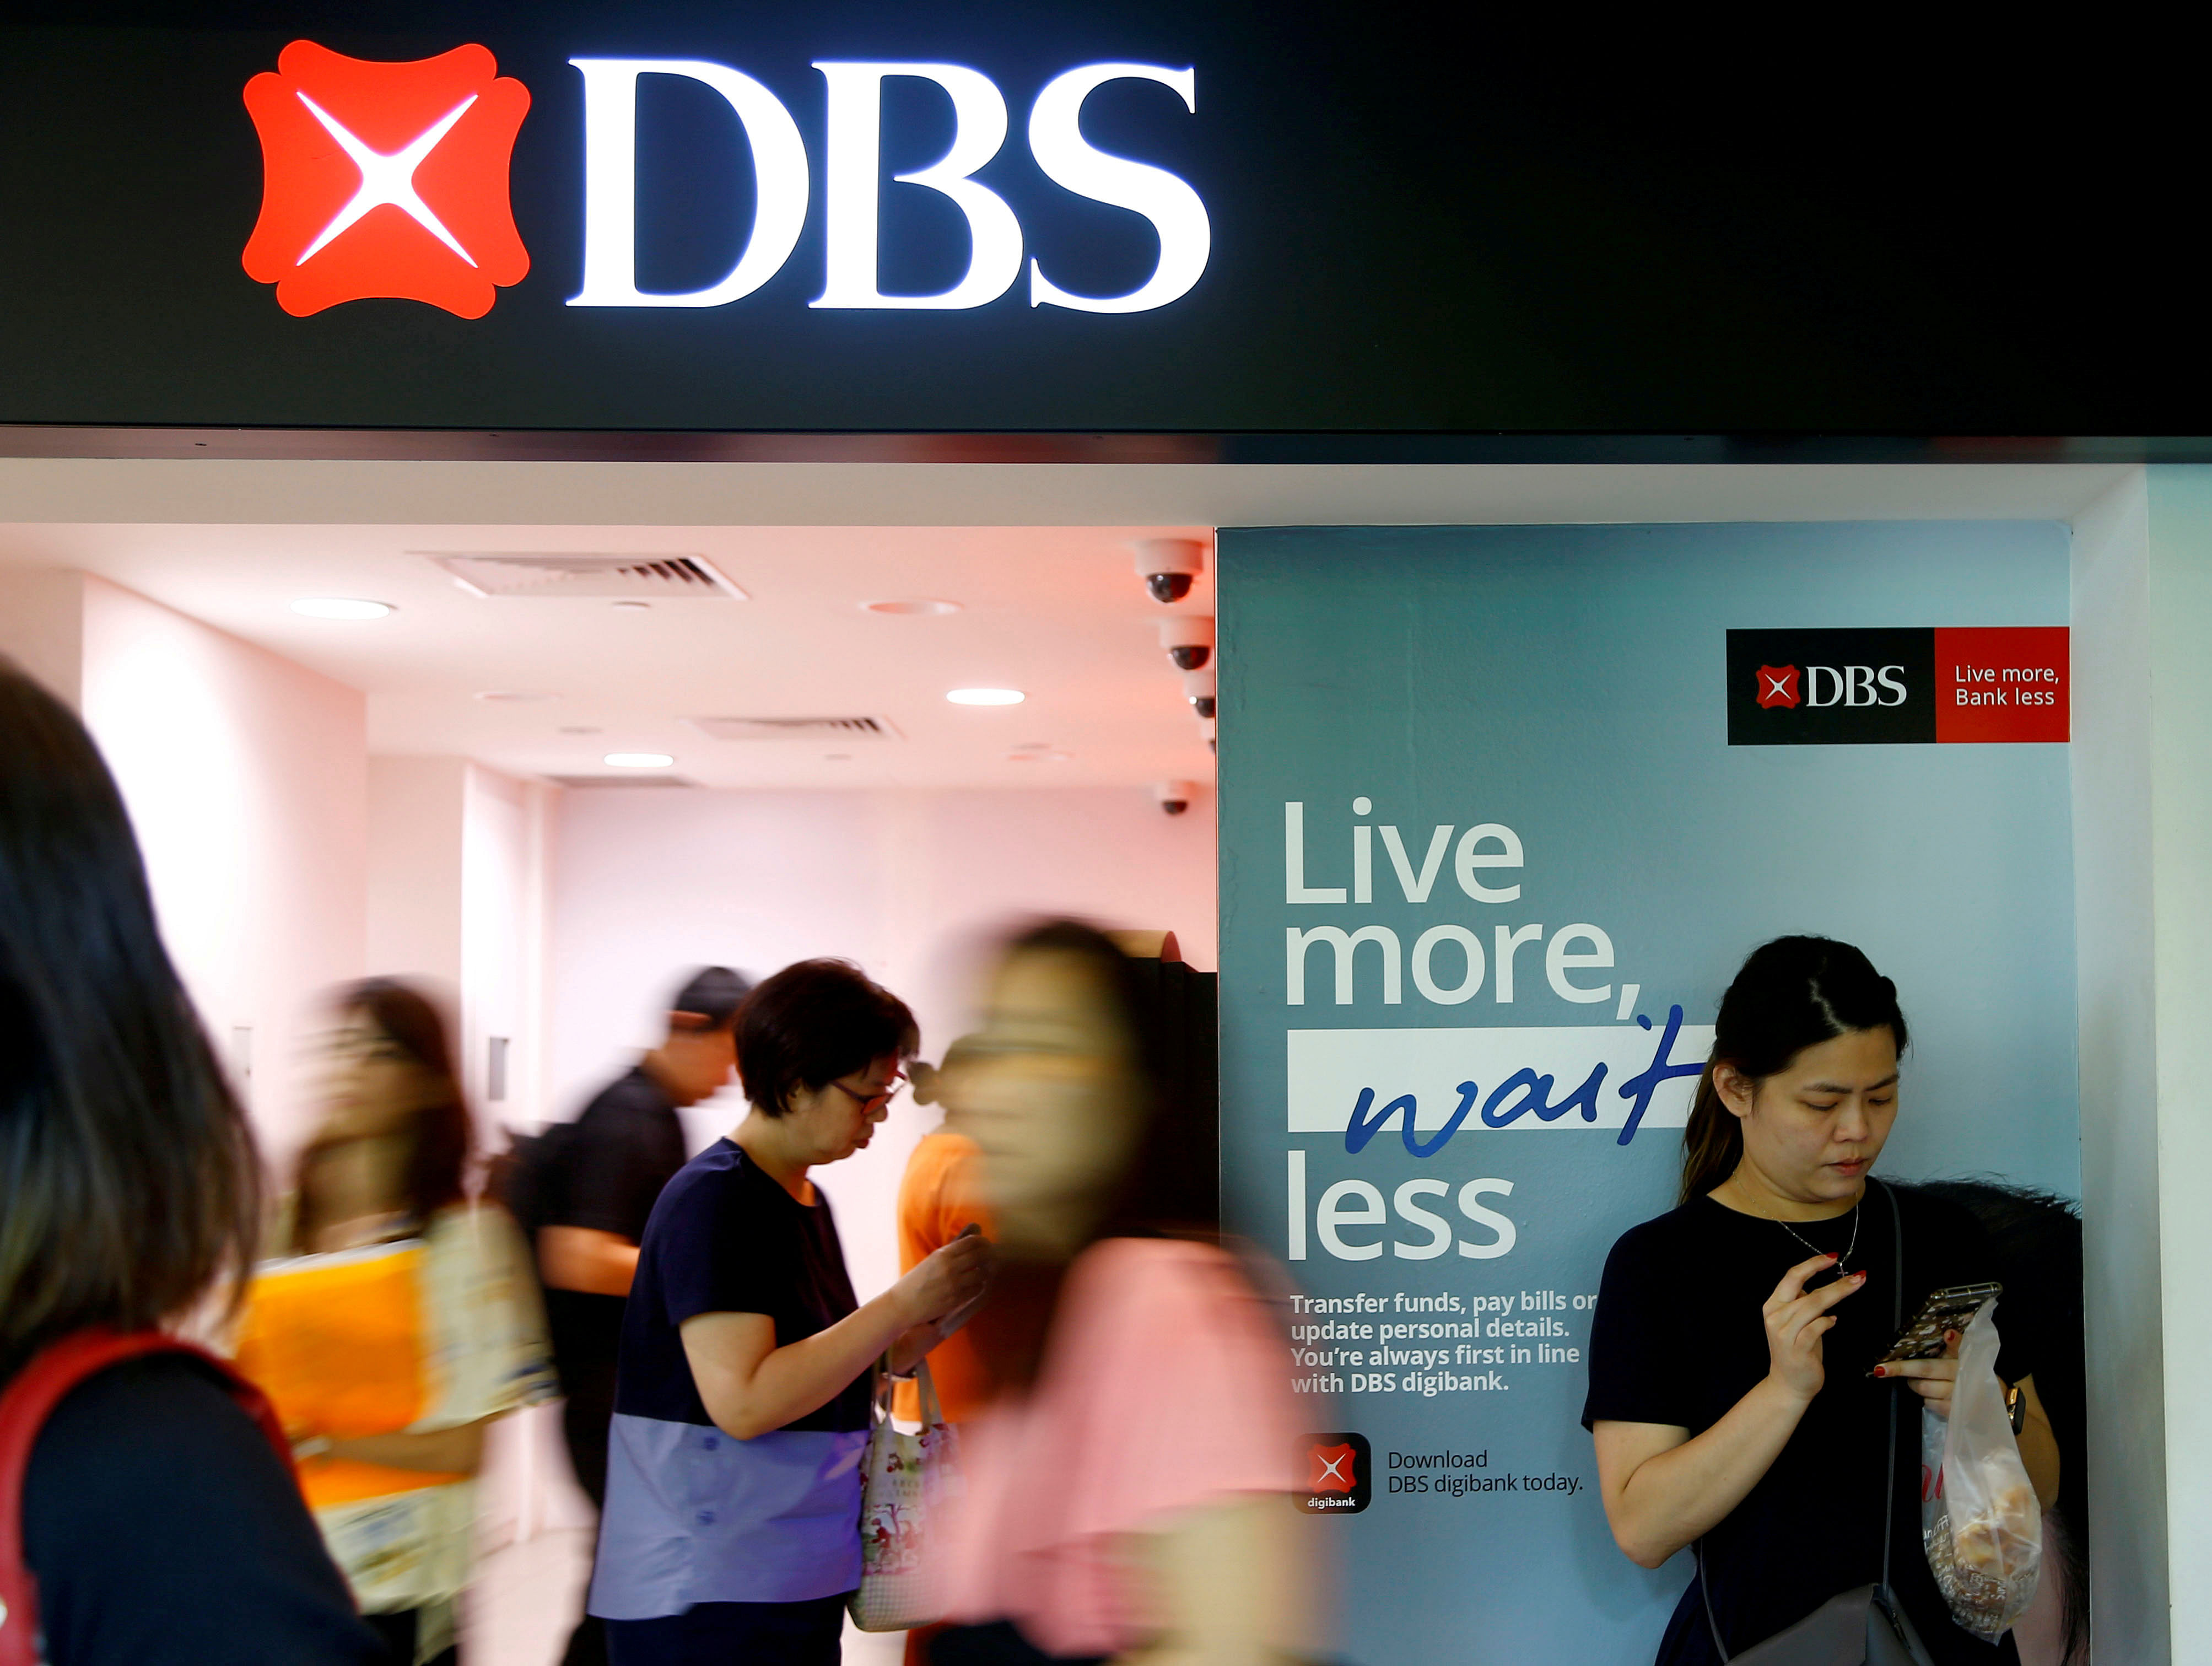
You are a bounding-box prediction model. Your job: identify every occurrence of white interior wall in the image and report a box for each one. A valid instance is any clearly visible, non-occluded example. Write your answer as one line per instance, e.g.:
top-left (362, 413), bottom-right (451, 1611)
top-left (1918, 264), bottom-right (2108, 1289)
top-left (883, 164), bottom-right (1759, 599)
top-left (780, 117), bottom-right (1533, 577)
top-left (543, 784), bottom-right (1218, 1302)
top-left (71, 575), bottom-right (368, 1164)
top-left (2143, 468), bottom-right (2212, 1665)
top-left (2069, 473), bottom-right (2167, 1663)
top-left (0, 566), bottom-right (87, 709)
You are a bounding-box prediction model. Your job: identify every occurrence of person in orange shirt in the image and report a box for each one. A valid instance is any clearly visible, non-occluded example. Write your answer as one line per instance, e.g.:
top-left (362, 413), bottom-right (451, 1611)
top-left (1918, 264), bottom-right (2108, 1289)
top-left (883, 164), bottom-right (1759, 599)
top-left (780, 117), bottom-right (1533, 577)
top-left (895, 1037), bottom-right (993, 1428)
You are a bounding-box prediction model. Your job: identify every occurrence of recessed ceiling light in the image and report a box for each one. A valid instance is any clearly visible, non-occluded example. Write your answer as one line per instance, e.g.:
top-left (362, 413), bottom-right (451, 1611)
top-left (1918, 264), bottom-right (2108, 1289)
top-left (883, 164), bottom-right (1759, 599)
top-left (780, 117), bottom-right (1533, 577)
top-left (476, 690), bottom-right (558, 703)
top-left (864, 599), bottom-right (962, 616)
top-left (946, 687), bottom-right (1024, 706)
top-left (604, 752), bottom-right (675, 768)
top-left (291, 597), bottom-right (392, 620)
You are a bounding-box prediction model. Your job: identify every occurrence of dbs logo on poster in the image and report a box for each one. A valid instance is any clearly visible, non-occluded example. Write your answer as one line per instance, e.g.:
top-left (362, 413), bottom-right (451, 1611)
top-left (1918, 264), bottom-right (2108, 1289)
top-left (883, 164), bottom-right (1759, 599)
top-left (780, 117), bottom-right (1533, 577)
top-left (1755, 665), bottom-right (1799, 709)
top-left (241, 42), bottom-right (531, 318)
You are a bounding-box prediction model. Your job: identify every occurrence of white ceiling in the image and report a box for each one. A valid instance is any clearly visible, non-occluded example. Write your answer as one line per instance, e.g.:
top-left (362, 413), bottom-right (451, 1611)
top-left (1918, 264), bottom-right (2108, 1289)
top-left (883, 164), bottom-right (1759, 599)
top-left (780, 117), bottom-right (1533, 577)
top-left (0, 522), bottom-right (1219, 789)
top-left (0, 458), bottom-right (2137, 791)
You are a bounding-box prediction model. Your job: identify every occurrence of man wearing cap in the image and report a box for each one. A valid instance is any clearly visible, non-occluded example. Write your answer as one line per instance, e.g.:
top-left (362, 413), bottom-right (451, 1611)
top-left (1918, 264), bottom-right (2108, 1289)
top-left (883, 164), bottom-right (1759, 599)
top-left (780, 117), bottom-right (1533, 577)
top-left (538, 966), bottom-right (752, 1666)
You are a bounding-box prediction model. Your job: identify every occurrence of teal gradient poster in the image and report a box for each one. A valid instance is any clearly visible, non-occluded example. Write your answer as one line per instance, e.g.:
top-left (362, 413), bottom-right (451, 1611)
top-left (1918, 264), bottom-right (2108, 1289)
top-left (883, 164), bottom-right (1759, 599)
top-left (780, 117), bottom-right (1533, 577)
top-left (1214, 524), bottom-right (2079, 1662)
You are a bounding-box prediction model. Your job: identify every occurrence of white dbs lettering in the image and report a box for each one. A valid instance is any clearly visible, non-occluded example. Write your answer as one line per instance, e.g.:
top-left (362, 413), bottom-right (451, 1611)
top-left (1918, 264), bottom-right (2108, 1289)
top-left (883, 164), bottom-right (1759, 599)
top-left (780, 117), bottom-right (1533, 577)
top-left (568, 58), bottom-right (1206, 313)
top-left (813, 62), bottom-right (1023, 310)
top-left (1027, 64), bottom-right (1210, 312)
top-left (569, 58), bottom-right (810, 308)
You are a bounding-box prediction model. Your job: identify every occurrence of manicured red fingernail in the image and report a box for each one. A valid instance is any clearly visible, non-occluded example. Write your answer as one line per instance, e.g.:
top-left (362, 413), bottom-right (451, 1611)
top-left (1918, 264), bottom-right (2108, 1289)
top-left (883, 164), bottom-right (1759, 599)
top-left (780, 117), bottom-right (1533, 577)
top-left (1873, 1366), bottom-right (1887, 1377)
top-left (1826, 1253), bottom-right (1840, 1261)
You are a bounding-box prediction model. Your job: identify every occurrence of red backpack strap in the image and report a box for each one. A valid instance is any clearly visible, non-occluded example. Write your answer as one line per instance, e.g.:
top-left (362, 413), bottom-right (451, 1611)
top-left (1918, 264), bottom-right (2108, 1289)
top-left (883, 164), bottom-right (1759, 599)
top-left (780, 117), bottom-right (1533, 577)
top-left (0, 1329), bottom-right (292, 1666)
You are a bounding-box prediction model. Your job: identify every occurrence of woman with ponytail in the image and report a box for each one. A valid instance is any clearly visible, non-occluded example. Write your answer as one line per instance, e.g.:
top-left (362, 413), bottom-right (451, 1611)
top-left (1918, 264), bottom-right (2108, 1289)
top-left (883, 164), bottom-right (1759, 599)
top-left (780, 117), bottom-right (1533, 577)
top-left (1582, 936), bottom-right (2060, 1664)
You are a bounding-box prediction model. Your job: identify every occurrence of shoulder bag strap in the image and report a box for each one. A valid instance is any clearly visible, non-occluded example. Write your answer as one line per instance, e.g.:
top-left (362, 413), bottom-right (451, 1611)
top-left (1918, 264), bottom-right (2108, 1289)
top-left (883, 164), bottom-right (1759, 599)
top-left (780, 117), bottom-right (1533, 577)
top-left (1697, 1180), bottom-right (1906, 1663)
top-left (1877, 1177), bottom-right (1903, 1603)
top-left (0, 1329), bottom-right (293, 1666)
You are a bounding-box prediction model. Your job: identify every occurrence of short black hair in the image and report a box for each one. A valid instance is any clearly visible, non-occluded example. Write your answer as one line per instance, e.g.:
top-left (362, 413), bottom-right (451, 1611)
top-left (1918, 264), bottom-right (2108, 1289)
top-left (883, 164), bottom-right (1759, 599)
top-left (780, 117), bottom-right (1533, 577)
top-left (671, 965), bottom-right (753, 1031)
top-left (0, 660), bottom-right (261, 1376)
top-left (735, 959), bottom-right (915, 1117)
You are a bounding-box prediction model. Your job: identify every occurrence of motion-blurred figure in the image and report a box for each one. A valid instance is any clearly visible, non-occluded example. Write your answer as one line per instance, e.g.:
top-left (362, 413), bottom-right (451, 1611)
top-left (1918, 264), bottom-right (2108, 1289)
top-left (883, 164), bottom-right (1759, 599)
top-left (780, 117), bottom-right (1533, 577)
top-left (234, 979), bottom-right (555, 1666)
top-left (531, 968), bottom-right (752, 1666)
top-left (0, 660), bottom-right (380, 1666)
top-left (934, 921), bottom-right (1309, 1666)
top-left (896, 1036), bottom-right (994, 1427)
top-left (586, 960), bottom-right (990, 1666)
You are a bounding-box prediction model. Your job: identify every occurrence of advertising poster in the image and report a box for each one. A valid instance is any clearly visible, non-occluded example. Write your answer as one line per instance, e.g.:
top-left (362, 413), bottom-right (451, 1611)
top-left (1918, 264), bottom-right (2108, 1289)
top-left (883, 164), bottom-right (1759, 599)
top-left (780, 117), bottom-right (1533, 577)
top-left (1214, 524), bottom-right (2079, 1662)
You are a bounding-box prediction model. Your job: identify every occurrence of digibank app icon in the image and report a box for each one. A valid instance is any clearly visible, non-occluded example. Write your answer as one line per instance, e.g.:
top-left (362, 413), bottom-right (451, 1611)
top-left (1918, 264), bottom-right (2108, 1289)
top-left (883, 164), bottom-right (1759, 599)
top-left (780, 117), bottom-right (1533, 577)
top-left (1298, 1432), bottom-right (1371, 1514)
top-left (242, 41), bottom-right (531, 317)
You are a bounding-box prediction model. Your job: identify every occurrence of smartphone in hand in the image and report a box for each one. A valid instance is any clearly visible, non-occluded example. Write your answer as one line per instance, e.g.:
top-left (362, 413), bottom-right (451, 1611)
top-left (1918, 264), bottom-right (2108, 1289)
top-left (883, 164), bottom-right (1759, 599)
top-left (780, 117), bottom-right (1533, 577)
top-left (1869, 1282), bottom-right (2001, 1376)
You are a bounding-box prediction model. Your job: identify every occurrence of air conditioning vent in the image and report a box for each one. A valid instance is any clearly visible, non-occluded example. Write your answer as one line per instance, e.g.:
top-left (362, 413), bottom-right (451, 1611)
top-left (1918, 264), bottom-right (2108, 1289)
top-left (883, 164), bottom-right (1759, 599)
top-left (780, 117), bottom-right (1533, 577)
top-left (683, 715), bottom-right (902, 742)
top-left (546, 774), bottom-right (703, 789)
top-left (422, 552), bottom-right (748, 600)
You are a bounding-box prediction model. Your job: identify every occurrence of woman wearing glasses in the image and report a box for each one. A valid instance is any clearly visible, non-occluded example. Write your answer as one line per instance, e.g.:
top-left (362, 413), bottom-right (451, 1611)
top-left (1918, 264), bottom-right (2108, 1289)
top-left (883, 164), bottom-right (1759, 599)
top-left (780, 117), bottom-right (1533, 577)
top-left (588, 959), bottom-right (992, 1666)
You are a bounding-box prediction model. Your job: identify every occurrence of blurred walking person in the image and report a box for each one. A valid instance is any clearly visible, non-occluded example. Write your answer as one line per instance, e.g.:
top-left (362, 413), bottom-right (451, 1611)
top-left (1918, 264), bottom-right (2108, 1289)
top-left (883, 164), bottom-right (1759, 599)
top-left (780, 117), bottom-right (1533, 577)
top-left (234, 979), bottom-right (555, 1666)
top-left (934, 921), bottom-right (1309, 1666)
top-left (587, 960), bottom-right (991, 1666)
top-left (0, 660), bottom-right (381, 1665)
top-left (533, 967), bottom-right (752, 1666)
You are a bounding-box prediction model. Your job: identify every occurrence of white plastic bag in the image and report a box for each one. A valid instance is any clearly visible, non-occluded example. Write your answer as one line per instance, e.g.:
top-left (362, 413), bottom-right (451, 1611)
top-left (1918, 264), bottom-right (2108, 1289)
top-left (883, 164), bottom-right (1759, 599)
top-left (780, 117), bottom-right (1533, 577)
top-left (1919, 1299), bottom-right (2041, 1642)
top-left (849, 1359), bottom-right (962, 1632)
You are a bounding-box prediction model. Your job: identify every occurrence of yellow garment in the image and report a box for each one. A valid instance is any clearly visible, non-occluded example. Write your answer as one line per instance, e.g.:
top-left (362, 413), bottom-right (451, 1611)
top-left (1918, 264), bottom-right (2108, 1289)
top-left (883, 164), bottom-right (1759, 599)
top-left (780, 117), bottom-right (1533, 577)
top-left (233, 1205), bottom-right (555, 1637)
top-left (233, 1240), bottom-right (455, 1508)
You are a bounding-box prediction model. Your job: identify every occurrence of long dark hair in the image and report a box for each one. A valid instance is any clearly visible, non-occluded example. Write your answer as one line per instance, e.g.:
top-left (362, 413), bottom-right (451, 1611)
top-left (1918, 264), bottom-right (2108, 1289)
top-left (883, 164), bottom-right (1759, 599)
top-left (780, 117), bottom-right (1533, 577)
top-left (1680, 936), bottom-right (1908, 1204)
top-left (969, 919), bottom-right (1215, 1389)
top-left (292, 978), bottom-right (472, 1252)
top-left (0, 661), bottom-right (261, 1378)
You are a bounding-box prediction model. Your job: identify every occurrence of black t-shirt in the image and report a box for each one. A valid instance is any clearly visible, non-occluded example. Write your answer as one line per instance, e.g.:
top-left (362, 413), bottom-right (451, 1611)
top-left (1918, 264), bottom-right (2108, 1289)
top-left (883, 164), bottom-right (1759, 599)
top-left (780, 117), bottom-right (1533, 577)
top-left (21, 1354), bottom-right (383, 1666)
top-left (616, 1137), bottom-right (871, 1432)
top-left (1584, 1182), bottom-right (2032, 1665)
top-left (542, 1065), bottom-right (689, 1404)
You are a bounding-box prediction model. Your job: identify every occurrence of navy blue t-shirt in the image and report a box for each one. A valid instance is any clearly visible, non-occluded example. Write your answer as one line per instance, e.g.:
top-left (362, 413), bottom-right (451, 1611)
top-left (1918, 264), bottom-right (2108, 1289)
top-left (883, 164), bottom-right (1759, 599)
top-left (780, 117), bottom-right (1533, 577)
top-left (613, 1137), bottom-right (870, 1432)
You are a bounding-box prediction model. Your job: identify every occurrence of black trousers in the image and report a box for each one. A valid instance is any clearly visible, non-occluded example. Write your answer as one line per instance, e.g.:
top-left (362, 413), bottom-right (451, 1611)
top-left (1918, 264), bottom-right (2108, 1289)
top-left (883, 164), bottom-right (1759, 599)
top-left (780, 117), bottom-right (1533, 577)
top-left (560, 1389), bottom-right (614, 1666)
top-left (365, 1609), bottom-right (458, 1666)
top-left (605, 1595), bottom-right (847, 1666)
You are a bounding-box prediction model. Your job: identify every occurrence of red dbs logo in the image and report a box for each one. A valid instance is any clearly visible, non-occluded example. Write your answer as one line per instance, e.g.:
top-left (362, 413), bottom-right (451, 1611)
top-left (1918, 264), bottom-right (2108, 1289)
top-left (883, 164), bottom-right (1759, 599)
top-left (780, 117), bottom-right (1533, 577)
top-left (1308, 1443), bottom-right (1358, 1493)
top-left (241, 41), bottom-right (530, 318)
top-left (1756, 665), bottom-right (1800, 709)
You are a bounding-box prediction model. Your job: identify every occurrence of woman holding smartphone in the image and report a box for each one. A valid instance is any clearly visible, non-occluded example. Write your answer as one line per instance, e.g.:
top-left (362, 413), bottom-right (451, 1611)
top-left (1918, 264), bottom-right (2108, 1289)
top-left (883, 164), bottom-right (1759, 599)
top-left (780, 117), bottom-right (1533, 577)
top-left (1584, 936), bottom-right (2060, 1664)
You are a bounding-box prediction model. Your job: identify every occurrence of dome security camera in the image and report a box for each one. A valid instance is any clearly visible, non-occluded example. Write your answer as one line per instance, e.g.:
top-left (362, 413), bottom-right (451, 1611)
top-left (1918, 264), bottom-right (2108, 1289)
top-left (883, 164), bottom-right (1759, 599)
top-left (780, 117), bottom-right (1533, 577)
top-left (1153, 779), bottom-right (1199, 816)
top-left (1181, 664), bottom-right (1217, 720)
top-left (1159, 614), bottom-right (1214, 672)
top-left (1134, 538), bottom-right (1207, 605)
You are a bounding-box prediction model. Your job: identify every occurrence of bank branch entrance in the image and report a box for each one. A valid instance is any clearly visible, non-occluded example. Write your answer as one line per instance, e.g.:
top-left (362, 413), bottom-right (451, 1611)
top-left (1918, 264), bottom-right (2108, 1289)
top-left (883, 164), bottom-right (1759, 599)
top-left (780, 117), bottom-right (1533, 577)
top-left (6, 3), bottom-right (2212, 1663)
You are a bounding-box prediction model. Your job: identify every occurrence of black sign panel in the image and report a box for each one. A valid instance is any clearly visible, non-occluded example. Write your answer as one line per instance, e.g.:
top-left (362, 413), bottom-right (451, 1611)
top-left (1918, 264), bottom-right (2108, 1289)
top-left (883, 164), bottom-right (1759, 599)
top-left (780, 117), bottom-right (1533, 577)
top-left (1727, 629), bottom-right (1937, 747)
top-left (0, 2), bottom-right (2201, 435)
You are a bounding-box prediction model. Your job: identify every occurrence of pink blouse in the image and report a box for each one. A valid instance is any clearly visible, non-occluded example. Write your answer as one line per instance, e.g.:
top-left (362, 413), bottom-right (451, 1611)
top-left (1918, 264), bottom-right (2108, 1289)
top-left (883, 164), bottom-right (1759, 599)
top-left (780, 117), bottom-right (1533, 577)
top-left (940, 1236), bottom-right (1298, 1658)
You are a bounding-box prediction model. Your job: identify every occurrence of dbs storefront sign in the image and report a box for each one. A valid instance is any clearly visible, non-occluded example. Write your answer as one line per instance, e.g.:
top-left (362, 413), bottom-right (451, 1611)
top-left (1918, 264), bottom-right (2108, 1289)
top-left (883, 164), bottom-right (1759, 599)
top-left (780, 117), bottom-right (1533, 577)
top-left (239, 40), bottom-right (1210, 322)
top-left (242, 42), bottom-right (532, 319)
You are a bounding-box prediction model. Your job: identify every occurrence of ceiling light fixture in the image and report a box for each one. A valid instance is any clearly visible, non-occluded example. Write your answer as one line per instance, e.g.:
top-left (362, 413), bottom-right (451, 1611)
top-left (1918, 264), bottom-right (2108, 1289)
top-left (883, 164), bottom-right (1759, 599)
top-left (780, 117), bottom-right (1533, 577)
top-left (946, 687), bottom-right (1024, 706)
top-left (604, 752), bottom-right (675, 768)
top-left (290, 597), bottom-right (392, 620)
top-left (864, 599), bottom-right (962, 616)
top-left (476, 690), bottom-right (558, 703)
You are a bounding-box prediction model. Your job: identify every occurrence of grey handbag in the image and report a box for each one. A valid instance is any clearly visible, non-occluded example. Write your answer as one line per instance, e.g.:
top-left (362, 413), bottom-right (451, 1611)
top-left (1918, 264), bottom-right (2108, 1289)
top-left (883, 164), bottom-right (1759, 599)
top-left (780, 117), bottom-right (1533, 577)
top-left (1696, 1180), bottom-right (1938, 1666)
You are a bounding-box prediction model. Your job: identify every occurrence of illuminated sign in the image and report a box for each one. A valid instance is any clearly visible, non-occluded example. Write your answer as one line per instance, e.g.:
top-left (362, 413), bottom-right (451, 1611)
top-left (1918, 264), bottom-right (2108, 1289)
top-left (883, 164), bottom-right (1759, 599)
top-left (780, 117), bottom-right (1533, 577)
top-left (242, 42), bottom-right (1208, 319)
top-left (241, 42), bottom-right (531, 318)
